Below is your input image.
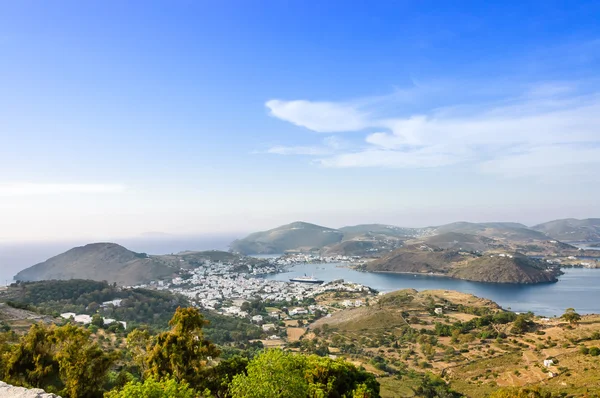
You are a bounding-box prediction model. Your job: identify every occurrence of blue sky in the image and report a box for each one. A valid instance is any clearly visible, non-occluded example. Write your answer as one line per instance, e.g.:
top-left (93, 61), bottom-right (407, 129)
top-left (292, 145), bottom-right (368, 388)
top-left (1, 0), bottom-right (600, 240)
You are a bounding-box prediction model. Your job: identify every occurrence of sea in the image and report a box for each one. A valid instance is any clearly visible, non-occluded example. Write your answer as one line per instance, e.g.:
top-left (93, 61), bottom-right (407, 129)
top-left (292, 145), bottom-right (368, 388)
top-left (263, 262), bottom-right (600, 317)
top-left (2, 240), bottom-right (599, 317)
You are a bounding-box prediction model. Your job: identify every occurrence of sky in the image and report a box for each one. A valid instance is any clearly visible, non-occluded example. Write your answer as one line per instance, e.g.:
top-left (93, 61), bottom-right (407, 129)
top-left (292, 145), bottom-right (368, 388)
top-left (1, 0), bottom-right (600, 241)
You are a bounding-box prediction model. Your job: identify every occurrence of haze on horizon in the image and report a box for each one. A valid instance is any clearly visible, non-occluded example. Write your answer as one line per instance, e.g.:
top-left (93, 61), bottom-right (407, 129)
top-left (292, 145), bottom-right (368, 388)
top-left (1, 1), bottom-right (599, 242)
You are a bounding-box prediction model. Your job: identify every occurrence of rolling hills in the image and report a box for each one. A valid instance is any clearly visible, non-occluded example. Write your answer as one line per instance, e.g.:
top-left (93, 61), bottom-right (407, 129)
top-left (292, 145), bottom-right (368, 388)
top-left (231, 219), bottom-right (599, 256)
top-left (532, 218), bottom-right (600, 242)
top-left (362, 246), bottom-right (561, 284)
top-left (13, 244), bottom-right (256, 286)
top-left (229, 221), bottom-right (344, 254)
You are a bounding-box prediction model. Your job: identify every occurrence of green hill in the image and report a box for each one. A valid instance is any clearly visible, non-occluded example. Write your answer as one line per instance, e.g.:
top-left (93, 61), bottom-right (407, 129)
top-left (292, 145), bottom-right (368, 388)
top-left (338, 224), bottom-right (424, 239)
top-left (364, 246), bottom-right (468, 274)
top-left (230, 221), bottom-right (344, 254)
top-left (419, 232), bottom-right (507, 252)
top-left (449, 253), bottom-right (561, 283)
top-left (431, 222), bottom-right (548, 241)
top-left (13, 243), bottom-right (175, 286)
top-left (532, 218), bottom-right (600, 242)
top-left (363, 246), bottom-right (561, 284)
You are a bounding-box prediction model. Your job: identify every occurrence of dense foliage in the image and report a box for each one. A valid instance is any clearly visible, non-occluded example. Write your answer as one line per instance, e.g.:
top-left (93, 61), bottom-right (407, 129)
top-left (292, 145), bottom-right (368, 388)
top-left (1, 280), bottom-right (263, 344)
top-left (0, 307), bottom-right (383, 398)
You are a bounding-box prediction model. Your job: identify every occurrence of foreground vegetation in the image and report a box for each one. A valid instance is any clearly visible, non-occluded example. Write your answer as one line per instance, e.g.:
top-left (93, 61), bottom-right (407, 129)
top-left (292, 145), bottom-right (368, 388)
top-left (0, 307), bottom-right (379, 397)
top-left (2, 280), bottom-right (600, 397)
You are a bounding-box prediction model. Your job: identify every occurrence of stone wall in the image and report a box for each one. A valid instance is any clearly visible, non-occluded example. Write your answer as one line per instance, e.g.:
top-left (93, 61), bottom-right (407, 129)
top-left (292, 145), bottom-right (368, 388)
top-left (0, 382), bottom-right (61, 398)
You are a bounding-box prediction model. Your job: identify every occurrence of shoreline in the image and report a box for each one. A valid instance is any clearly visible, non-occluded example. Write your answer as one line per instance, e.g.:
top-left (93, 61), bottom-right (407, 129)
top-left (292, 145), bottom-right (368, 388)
top-left (359, 269), bottom-right (561, 285)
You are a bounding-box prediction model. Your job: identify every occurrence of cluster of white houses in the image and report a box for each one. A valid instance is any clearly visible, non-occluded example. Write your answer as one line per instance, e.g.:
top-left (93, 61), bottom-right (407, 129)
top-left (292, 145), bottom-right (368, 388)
top-left (60, 312), bottom-right (127, 329)
top-left (269, 253), bottom-right (362, 266)
top-left (145, 259), bottom-right (373, 312)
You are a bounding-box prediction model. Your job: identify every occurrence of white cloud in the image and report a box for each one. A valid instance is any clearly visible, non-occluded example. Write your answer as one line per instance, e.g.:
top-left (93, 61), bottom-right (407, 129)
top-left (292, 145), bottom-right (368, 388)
top-left (265, 100), bottom-right (368, 132)
top-left (267, 146), bottom-right (331, 156)
top-left (265, 82), bottom-right (600, 179)
top-left (266, 136), bottom-right (346, 156)
top-left (0, 183), bottom-right (126, 196)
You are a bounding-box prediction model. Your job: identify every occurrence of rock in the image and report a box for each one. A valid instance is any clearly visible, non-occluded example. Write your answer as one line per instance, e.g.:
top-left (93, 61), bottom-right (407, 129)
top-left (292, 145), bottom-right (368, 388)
top-left (0, 382), bottom-right (61, 398)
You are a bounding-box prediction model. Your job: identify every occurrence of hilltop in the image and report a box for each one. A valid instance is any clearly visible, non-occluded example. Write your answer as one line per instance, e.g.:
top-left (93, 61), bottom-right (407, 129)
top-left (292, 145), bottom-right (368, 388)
top-left (13, 244), bottom-right (257, 286)
top-left (364, 246), bottom-right (468, 274)
top-left (430, 221), bottom-right (548, 241)
top-left (449, 253), bottom-right (560, 284)
top-left (13, 243), bottom-right (174, 286)
top-left (532, 218), bottom-right (600, 242)
top-left (230, 221), bottom-right (344, 254)
top-left (362, 246), bottom-right (561, 284)
top-left (230, 219), bottom-right (591, 257)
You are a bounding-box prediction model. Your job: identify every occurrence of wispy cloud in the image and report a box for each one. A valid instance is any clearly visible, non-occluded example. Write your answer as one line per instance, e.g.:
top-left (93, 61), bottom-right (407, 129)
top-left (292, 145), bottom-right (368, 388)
top-left (264, 81), bottom-right (600, 179)
top-left (266, 100), bottom-right (369, 132)
top-left (0, 183), bottom-right (126, 196)
top-left (265, 136), bottom-right (346, 157)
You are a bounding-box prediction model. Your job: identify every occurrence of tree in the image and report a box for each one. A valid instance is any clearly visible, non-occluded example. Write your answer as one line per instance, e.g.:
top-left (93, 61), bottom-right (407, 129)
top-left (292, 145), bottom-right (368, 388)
top-left (52, 324), bottom-right (114, 398)
top-left (145, 307), bottom-right (220, 388)
top-left (510, 315), bottom-right (531, 335)
top-left (3, 322), bottom-right (113, 398)
top-left (561, 308), bottom-right (581, 326)
top-left (304, 355), bottom-right (380, 397)
top-left (3, 323), bottom-right (60, 391)
top-left (229, 349), bottom-right (380, 398)
top-left (104, 377), bottom-right (196, 398)
top-left (203, 355), bottom-right (249, 398)
top-left (91, 314), bottom-right (104, 328)
top-left (229, 349), bottom-right (308, 398)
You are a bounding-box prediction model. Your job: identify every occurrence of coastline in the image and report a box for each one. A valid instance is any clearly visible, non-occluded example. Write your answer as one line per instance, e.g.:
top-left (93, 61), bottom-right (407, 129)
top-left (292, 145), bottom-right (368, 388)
top-left (358, 268), bottom-right (560, 285)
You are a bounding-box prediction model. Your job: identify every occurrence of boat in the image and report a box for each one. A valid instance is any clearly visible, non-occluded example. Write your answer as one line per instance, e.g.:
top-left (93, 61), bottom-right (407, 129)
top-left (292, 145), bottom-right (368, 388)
top-left (289, 274), bottom-right (324, 284)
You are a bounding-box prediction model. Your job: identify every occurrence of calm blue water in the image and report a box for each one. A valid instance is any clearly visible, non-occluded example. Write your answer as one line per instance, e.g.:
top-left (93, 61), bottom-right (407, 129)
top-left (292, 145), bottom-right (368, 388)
top-left (263, 263), bottom-right (600, 317)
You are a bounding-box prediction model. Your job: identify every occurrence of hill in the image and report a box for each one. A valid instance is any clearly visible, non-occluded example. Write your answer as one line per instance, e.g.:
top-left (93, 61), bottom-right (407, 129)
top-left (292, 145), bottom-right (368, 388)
top-left (338, 224), bottom-right (426, 239)
top-left (230, 221), bottom-right (344, 254)
top-left (532, 218), bottom-right (600, 242)
top-left (418, 232), bottom-right (507, 252)
top-left (431, 222), bottom-right (548, 241)
top-left (364, 246), bottom-right (469, 274)
top-left (13, 243), bottom-right (175, 286)
top-left (449, 253), bottom-right (561, 284)
top-left (307, 288), bottom-right (600, 397)
top-left (231, 220), bottom-right (571, 257)
top-left (363, 246), bottom-right (561, 284)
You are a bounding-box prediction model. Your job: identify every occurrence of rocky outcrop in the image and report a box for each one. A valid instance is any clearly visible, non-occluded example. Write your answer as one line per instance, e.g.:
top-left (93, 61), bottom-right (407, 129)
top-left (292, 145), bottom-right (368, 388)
top-left (0, 382), bottom-right (61, 397)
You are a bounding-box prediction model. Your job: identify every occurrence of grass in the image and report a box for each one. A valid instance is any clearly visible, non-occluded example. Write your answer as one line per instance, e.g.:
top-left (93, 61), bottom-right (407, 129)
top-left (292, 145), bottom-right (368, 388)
top-left (378, 376), bottom-right (417, 398)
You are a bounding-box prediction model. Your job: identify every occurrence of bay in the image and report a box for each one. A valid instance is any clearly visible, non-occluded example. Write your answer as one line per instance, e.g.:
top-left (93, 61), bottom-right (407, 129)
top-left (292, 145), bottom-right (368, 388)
top-left (263, 263), bottom-right (600, 317)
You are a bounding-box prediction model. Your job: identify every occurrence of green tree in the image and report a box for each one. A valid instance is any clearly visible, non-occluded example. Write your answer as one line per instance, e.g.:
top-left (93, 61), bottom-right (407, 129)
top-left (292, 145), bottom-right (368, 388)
top-left (92, 314), bottom-right (105, 328)
top-left (203, 355), bottom-right (249, 398)
top-left (229, 350), bottom-right (380, 398)
top-left (510, 315), bottom-right (531, 335)
top-left (52, 324), bottom-right (114, 398)
top-left (104, 377), bottom-right (196, 398)
top-left (229, 349), bottom-right (308, 398)
top-left (145, 307), bottom-right (220, 388)
top-left (561, 308), bottom-right (581, 326)
top-left (3, 323), bottom-right (60, 390)
top-left (305, 355), bottom-right (379, 397)
top-left (3, 322), bottom-right (113, 398)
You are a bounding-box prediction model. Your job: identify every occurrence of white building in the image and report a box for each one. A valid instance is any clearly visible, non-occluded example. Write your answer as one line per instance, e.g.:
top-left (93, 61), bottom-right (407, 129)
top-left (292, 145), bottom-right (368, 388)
top-left (262, 323), bottom-right (276, 332)
top-left (289, 308), bottom-right (308, 316)
top-left (251, 315), bottom-right (263, 323)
